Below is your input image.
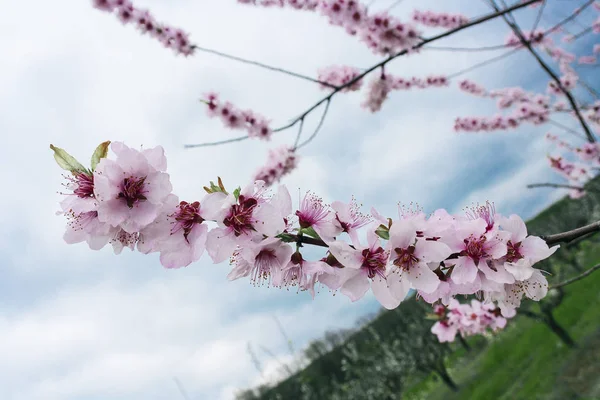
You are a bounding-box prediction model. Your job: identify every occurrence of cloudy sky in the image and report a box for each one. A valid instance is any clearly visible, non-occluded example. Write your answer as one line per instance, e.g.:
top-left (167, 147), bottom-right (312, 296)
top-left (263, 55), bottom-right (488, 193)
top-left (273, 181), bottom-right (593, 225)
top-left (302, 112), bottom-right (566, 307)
top-left (0, 0), bottom-right (598, 399)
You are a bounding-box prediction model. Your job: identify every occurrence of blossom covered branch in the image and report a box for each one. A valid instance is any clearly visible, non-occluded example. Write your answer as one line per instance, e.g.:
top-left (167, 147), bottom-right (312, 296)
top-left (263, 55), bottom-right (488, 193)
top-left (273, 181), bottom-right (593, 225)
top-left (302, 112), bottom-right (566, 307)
top-left (54, 141), bottom-right (600, 318)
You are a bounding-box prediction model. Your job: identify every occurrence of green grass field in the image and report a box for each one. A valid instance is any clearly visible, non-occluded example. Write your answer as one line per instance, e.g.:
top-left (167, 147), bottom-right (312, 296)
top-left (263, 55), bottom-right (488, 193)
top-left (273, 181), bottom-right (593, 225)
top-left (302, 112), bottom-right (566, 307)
top-left (403, 248), bottom-right (600, 400)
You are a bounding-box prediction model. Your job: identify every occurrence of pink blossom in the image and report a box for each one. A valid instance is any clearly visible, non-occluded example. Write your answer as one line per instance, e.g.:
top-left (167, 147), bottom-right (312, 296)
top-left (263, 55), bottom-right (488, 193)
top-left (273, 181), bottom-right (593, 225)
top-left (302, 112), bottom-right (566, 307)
top-left (91, 0), bottom-right (195, 56)
top-left (328, 231), bottom-right (401, 309)
top-left (93, 142), bottom-right (173, 234)
top-left (254, 146), bottom-right (298, 187)
top-left (578, 55), bottom-right (597, 65)
top-left (327, 197), bottom-right (372, 245)
top-left (295, 191), bottom-right (332, 232)
top-left (201, 93), bottom-right (273, 140)
top-left (317, 65), bottom-right (363, 91)
top-left (206, 182), bottom-right (290, 263)
top-left (362, 75), bottom-right (393, 112)
top-left (458, 79), bottom-right (487, 96)
top-left (412, 10), bottom-right (469, 30)
top-left (138, 193), bottom-right (225, 268)
top-left (443, 219), bottom-right (508, 285)
top-left (228, 238), bottom-right (295, 285)
top-left (386, 219), bottom-right (451, 294)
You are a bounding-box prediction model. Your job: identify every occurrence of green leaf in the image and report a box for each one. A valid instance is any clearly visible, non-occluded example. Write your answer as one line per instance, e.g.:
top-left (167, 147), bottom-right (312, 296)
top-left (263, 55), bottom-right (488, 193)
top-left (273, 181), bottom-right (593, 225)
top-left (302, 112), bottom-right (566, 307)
top-left (233, 187), bottom-right (241, 201)
top-left (204, 177), bottom-right (229, 195)
top-left (375, 224), bottom-right (390, 240)
top-left (90, 141), bottom-right (111, 171)
top-left (301, 226), bottom-right (321, 239)
top-left (50, 144), bottom-right (87, 175)
top-left (276, 233), bottom-right (297, 243)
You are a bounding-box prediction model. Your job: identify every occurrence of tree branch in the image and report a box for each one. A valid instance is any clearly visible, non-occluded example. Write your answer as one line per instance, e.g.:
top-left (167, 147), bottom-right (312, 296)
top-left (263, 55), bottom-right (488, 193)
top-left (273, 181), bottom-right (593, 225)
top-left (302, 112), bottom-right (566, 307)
top-left (550, 263), bottom-right (600, 289)
top-left (489, 0), bottom-right (596, 143)
top-left (190, 44), bottom-right (336, 88)
top-left (185, 0), bottom-right (540, 150)
top-left (271, 0), bottom-right (542, 134)
top-left (542, 220), bottom-right (600, 245)
top-left (527, 183), bottom-right (585, 191)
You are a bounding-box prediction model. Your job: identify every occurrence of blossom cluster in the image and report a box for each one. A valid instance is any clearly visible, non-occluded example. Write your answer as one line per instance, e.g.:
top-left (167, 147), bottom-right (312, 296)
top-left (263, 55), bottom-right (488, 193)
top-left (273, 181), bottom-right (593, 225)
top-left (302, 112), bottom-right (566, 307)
top-left (91, 0), bottom-right (194, 56)
top-left (317, 65), bottom-right (363, 92)
top-left (53, 141), bottom-right (558, 316)
top-left (238, 0), bottom-right (423, 56)
top-left (412, 10), bottom-right (469, 29)
top-left (454, 83), bottom-right (574, 133)
top-left (362, 74), bottom-right (449, 112)
top-left (458, 80), bottom-right (487, 96)
top-left (546, 133), bottom-right (599, 198)
top-left (431, 298), bottom-right (512, 343)
top-left (505, 29), bottom-right (550, 47)
top-left (253, 146), bottom-right (299, 186)
top-left (202, 92), bottom-right (273, 140)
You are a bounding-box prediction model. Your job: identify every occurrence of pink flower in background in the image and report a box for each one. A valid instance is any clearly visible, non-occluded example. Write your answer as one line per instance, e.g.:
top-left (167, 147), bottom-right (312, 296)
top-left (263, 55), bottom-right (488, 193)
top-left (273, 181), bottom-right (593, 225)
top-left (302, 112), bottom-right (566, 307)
top-left (362, 74), bottom-right (393, 112)
top-left (93, 142), bottom-right (173, 234)
top-left (317, 65), bottom-right (363, 91)
top-left (254, 146), bottom-right (298, 187)
top-left (578, 55), bottom-right (597, 65)
top-left (201, 92), bottom-right (273, 140)
top-left (412, 10), bottom-right (469, 29)
top-left (92, 0), bottom-right (194, 55)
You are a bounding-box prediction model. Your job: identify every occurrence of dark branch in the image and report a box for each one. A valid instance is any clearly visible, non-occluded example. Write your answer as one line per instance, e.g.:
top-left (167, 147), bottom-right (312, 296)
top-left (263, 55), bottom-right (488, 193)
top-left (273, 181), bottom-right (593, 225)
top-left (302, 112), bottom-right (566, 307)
top-left (271, 0), bottom-right (542, 133)
top-left (185, 0), bottom-right (540, 150)
top-left (542, 220), bottom-right (600, 245)
top-left (527, 183), bottom-right (585, 191)
top-left (550, 263), bottom-right (600, 289)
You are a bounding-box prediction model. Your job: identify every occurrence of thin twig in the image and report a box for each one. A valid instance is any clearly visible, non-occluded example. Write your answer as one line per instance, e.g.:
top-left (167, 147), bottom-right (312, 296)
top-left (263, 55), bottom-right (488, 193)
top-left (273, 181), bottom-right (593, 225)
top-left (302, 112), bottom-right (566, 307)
top-left (191, 44), bottom-right (336, 88)
top-left (292, 117), bottom-right (306, 149)
top-left (572, 25), bottom-right (594, 40)
top-left (550, 263), bottom-right (600, 288)
top-left (489, 0), bottom-right (597, 143)
top-left (273, 315), bottom-right (296, 357)
top-left (447, 47), bottom-right (522, 79)
top-left (184, 135), bottom-right (249, 148)
top-left (425, 44), bottom-right (510, 52)
top-left (173, 377), bottom-right (191, 400)
top-left (531, 0), bottom-right (547, 32)
top-left (296, 99), bottom-right (331, 149)
top-left (547, 119), bottom-right (587, 139)
top-left (527, 182), bottom-right (585, 191)
top-left (543, 0), bottom-right (595, 35)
